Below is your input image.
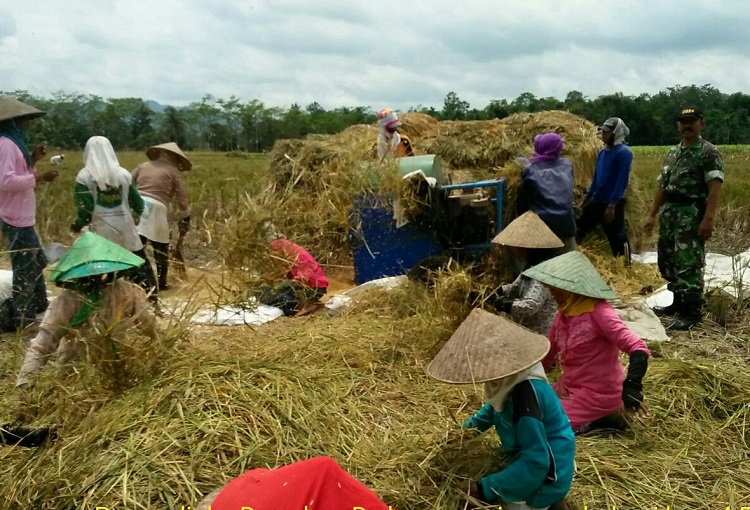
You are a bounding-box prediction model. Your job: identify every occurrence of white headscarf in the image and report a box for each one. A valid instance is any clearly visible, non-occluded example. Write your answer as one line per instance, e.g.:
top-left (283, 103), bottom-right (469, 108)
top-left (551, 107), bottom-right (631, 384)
top-left (483, 362), bottom-right (548, 412)
top-left (82, 136), bottom-right (124, 191)
top-left (611, 118), bottom-right (630, 146)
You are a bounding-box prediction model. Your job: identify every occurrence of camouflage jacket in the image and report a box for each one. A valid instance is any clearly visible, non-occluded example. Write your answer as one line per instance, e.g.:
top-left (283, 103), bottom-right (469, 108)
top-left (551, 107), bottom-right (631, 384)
top-left (658, 137), bottom-right (724, 203)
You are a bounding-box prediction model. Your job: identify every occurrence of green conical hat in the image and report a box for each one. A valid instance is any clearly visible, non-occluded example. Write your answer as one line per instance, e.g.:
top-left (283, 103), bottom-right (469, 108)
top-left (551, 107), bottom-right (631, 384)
top-left (522, 251), bottom-right (618, 300)
top-left (50, 232), bottom-right (144, 285)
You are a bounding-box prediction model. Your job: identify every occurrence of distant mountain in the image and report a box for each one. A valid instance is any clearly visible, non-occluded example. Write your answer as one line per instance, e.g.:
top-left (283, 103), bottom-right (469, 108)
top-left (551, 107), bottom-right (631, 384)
top-left (145, 100), bottom-right (168, 113)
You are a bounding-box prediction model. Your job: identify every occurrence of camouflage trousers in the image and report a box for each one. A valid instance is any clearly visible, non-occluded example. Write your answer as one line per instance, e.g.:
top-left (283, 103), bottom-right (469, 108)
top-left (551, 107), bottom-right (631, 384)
top-left (657, 203), bottom-right (705, 308)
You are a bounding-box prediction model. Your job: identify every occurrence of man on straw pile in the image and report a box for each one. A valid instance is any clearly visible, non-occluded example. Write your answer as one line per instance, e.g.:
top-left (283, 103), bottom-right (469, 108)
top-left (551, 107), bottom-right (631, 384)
top-left (643, 106), bottom-right (724, 331)
top-left (375, 108), bottom-right (414, 159)
top-left (16, 232), bottom-right (156, 388)
top-left (0, 96), bottom-right (60, 333)
top-left (255, 221), bottom-right (329, 316)
top-left (523, 251), bottom-right (650, 435)
top-left (517, 133), bottom-right (577, 252)
top-left (132, 142), bottom-right (192, 292)
top-left (71, 136), bottom-right (159, 302)
top-left (489, 211), bottom-right (563, 335)
top-left (576, 117), bottom-right (632, 262)
top-left (427, 308), bottom-right (575, 510)
top-left (196, 456), bottom-right (392, 510)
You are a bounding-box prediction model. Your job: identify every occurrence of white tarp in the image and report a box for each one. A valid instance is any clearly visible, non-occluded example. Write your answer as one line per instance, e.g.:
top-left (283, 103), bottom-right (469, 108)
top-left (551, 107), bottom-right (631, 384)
top-left (632, 249), bottom-right (750, 306)
top-left (612, 300), bottom-right (670, 343)
top-left (191, 304), bottom-right (284, 326)
top-left (325, 275), bottom-right (408, 314)
top-left (0, 270), bottom-right (12, 301)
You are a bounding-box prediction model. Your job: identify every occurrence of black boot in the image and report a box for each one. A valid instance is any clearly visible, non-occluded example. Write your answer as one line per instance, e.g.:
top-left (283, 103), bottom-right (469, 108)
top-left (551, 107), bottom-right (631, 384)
top-left (653, 295), bottom-right (680, 317)
top-left (669, 299), bottom-right (702, 331)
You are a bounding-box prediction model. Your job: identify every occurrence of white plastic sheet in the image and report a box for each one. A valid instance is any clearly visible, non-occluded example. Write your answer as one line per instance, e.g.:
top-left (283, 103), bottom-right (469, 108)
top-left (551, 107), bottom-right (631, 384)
top-left (612, 300), bottom-right (670, 342)
top-left (633, 249), bottom-right (750, 306)
top-left (325, 276), bottom-right (408, 313)
top-left (0, 270), bottom-right (12, 302)
top-left (191, 304), bottom-right (284, 326)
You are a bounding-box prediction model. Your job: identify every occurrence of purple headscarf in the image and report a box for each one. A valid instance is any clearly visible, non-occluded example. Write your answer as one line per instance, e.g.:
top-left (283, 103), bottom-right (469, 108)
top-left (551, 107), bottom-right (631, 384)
top-left (529, 133), bottom-right (564, 163)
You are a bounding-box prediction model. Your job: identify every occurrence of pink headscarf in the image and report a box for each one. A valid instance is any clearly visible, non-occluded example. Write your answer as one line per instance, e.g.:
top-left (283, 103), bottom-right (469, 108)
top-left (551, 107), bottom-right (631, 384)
top-left (529, 133), bottom-right (564, 163)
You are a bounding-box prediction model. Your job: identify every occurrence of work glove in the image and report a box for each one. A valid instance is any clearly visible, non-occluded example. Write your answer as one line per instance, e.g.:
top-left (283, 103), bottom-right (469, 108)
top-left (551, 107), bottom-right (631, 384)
top-left (497, 298), bottom-right (514, 314)
top-left (0, 424), bottom-right (57, 447)
top-left (179, 216), bottom-right (190, 236)
top-left (622, 350), bottom-right (649, 410)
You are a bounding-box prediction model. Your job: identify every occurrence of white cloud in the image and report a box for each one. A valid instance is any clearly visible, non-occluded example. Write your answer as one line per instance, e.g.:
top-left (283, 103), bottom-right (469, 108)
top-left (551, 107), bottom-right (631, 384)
top-left (3, 0), bottom-right (750, 111)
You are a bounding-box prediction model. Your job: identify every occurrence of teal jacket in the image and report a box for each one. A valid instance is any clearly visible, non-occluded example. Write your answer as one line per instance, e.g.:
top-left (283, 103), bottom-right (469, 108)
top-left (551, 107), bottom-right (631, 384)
top-left (462, 379), bottom-right (575, 507)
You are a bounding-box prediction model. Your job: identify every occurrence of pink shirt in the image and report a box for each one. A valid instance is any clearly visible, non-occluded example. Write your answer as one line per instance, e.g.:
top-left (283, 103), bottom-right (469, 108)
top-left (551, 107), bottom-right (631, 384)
top-left (543, 300), bottom-right (650, 427)
top-left (269, 239), bottom-right (329, 289)
top-left (0, 137), bottom-right (37, 227)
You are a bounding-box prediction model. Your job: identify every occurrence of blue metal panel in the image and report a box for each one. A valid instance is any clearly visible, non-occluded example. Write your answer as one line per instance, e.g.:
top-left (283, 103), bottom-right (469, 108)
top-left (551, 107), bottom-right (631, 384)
top-left (349, 194), bottom-right (443, 284)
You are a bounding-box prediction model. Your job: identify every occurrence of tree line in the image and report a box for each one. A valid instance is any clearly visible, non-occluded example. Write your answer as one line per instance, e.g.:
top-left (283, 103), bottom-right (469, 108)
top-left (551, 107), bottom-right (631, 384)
top-left (3, 84), bottom-right (749, 152)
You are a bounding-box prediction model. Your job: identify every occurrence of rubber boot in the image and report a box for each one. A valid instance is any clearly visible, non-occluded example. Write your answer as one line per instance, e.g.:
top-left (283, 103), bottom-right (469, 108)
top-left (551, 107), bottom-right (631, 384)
top-left (669, 299), bottom-right (702, 331)
top-left (653, 294), bottom-right (681, 317)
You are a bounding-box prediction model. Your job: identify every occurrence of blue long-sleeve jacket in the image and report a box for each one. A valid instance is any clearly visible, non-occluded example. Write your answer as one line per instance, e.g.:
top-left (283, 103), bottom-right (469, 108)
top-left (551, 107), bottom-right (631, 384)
top-left (462, 379), bottom-right (575, 507)
top-left (518, 159), bottom-right (576, 239)
top-left (586, 144), bottom-right (633, 205)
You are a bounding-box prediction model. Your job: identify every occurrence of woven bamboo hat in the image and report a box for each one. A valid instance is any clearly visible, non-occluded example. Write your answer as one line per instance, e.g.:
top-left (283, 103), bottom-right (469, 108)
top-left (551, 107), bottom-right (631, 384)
top-left (426, 308), bottom-right (550, 384)
top-left (0, 96), bottom-right (46, 122)
top-left (522, 251), bottom-right (618, 300)
top-left (492, 211), bottom-right (564, 249)
top-left (146, 142), bottom-right (192, 171)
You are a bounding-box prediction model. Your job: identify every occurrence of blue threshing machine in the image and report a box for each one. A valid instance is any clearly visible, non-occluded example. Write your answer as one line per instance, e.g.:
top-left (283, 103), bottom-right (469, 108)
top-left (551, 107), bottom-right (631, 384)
top-left (348, 155), bottom-right (507, 284)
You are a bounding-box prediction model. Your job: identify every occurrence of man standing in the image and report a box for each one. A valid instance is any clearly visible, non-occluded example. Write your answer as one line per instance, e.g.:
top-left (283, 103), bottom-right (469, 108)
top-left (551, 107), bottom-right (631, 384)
top-left (576, 117), bottom-right (633, 261)
top-left (643, 106), bottom-right (724, 330)
top-left (0, 96), bottom-right (59, 332)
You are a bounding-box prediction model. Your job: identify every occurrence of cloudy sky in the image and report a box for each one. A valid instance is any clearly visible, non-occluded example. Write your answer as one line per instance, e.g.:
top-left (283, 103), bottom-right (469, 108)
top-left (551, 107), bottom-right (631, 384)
top-left (2, 0), bottom-right (749, 111)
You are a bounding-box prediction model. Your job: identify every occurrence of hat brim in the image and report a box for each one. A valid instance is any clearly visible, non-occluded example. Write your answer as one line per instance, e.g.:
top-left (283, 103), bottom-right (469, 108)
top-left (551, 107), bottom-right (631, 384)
top-left (426, 308), bottom-right (551, 384)
top-left (146, 147), bottom-right (193, 172)
top-left (677, 115), bottom-right (702, 122)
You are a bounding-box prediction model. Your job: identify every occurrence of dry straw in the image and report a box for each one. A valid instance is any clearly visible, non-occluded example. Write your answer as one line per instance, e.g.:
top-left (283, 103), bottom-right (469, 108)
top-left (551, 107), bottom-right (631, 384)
top-left (1, 269), bottom-right (749, 509)
top-left (263, 110), bottom-right (603, 268)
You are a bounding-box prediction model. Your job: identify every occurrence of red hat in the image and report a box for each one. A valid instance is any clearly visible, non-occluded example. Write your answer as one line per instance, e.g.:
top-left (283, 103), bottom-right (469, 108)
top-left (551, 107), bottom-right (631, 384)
top-left (208, 456), bottom-right (392, 510)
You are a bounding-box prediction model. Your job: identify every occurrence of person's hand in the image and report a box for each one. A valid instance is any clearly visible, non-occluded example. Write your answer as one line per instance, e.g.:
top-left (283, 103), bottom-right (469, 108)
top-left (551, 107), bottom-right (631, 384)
top-left (698, 216), bottom-right (715, 241)
top-left (625, 404), bottom-right (649, 422)
top-left (468, 482), bottom-right (481, 499)
top-left (179, 216), bottom-right (190, 236)
top-left (604, 205), bottom-right (615, 223)
top-left (642, 214), bottom-right (656, 236)
top-left (622, 381), bottom-right (644, 410)
top-left (35, 169), bottom-right (59, 184)
top-left (498, 298), bottom-right (514, 314)
top-left (31, 142), bottom-right (48, 165)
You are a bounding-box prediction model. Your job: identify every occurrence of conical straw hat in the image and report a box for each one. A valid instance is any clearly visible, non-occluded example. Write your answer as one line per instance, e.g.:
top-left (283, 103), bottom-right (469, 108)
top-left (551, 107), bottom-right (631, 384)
top-left (522, 251), bottom-right (618, 300)
top-left (426, 308), bottom-right (550, 384)
top-left (146, 142), bottom-right (192, 171)
top-left (492, 211), bottom-right (564, 249)
top-left (50, 232), bottom-right (145, 286)
top-left (0, 96), bottom-right (45, 122)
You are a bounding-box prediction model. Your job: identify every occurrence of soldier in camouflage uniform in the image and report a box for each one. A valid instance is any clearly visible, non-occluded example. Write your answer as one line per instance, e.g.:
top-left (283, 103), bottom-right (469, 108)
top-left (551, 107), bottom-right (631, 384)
top-left (643, 106), bottom-right (724, 330)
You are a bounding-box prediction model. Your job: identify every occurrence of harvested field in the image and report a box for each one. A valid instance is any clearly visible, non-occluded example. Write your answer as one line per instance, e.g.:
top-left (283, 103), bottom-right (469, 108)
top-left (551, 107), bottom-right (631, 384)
top-left (2, 270), bottom-right (750, 509)
top-left (2, 139), bottom-right (750, 509)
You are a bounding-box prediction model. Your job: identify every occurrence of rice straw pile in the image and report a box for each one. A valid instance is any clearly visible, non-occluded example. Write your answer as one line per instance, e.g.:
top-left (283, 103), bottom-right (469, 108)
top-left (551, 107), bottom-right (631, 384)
top-left (264, 110), bottom-right (603, 267)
